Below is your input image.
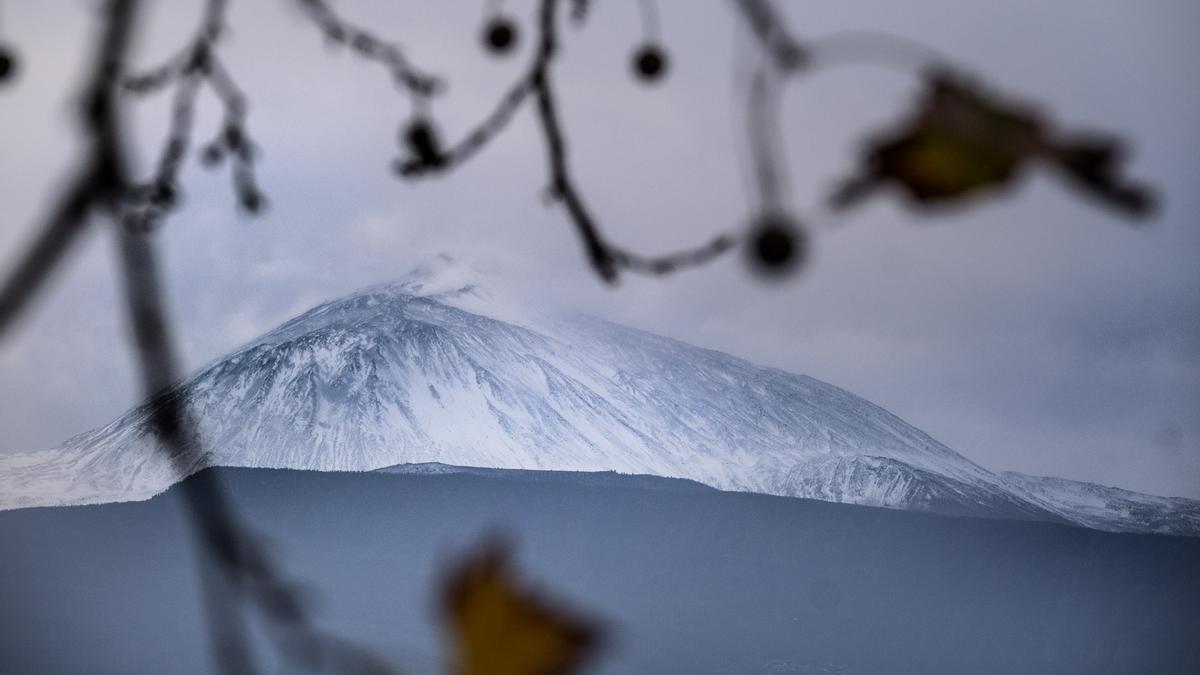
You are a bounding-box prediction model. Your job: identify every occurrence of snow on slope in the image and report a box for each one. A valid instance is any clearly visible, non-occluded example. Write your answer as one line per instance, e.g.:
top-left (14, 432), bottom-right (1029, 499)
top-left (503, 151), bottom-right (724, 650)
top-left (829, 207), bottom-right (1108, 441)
top-left (1001, 472), bottom-right (1200, 537)
top-left (1, 256), bottom-right (1195, 535)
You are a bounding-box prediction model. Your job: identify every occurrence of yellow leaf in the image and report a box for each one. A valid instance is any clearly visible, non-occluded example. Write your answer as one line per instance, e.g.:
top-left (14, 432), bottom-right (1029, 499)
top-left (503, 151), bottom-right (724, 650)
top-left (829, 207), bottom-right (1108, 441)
top-left (441, 542), bottom-right (600, 675)
top-left (832, 70), bottom-right (1156, 218)
top-left (833, 72), bottom-right (1042, 208)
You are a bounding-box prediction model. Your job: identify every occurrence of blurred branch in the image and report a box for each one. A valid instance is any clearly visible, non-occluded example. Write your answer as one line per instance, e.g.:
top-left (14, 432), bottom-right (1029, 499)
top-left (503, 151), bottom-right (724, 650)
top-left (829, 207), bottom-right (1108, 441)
top-left (747, 58), bottom-right (788, 213)
top-left (804, 29), bottom-right (947, 73)
top-left (0, 0), bottom-right (135, 339)
top-left (528, 0), bottom-right (616, 280)
top-left (397, 0), bottom-right (739, 282)
top-left (529, 0), bottom-right (739, 281)
top-left (297, 0), bottom-right (441, 98)
top-left (394, 57), bottom-right (537, 177)
top-left (123, 0), bottom-right (227, 92)
top-left (301, 0), bottom-right (1154, 284)
top-left (1, 2), bottom-right (405, 673)
top-left (122, 0), bottom-right (264, 230)
top-left (115, 1), bottom-right (402, 669)
top-left (731, 0), bottom-right (806, 71)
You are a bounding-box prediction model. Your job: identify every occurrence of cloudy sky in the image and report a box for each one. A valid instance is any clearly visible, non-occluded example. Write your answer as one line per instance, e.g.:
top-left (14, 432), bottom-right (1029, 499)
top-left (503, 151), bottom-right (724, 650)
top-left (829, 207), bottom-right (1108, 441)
top-left (1, 0), bottom-right (1197, 497)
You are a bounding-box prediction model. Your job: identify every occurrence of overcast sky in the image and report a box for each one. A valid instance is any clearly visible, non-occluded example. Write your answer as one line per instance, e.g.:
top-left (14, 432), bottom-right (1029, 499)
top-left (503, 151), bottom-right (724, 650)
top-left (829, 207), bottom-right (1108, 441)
top-left (1, 1), bottom-right (1197, 498)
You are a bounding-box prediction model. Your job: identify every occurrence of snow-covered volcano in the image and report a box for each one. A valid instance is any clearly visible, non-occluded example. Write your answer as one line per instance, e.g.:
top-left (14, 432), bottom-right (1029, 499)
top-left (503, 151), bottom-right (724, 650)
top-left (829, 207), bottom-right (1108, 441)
top-left (2, 257), bottom-right (1196, 535)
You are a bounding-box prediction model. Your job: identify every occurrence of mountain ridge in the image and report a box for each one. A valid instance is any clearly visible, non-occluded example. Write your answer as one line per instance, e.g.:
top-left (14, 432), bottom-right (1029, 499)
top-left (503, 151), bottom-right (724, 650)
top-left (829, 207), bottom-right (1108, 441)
top-left (1, 257), bottom-right (1195, 535)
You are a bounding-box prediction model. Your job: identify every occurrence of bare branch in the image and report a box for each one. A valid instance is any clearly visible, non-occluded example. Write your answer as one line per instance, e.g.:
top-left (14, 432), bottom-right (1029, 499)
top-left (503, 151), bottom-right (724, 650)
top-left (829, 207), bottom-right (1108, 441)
top-left (730, 0), bottom-right (806, 71)
top-left (297, 0), bottom-right (441, 98)
top-left (0, 0), bottom-right (138, 339)
top-left (121, 0), bottom-right (265, 228)
top-left (523, 0), bottom-right (739, 281)
top-left (396, 69), bottom-right (537, 178)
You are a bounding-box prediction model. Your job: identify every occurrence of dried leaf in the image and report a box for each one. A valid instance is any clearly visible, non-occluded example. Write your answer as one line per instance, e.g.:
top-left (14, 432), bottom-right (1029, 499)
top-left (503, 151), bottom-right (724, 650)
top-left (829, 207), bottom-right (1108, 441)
top-left (441, 541), bottom-right (600, 675)
top-left (832, 71), bottom-right (1156, 218)
top-left (1045, 133), bottom-right (1156, 216)
top-left (832, 72), bottom-right (1042, 209)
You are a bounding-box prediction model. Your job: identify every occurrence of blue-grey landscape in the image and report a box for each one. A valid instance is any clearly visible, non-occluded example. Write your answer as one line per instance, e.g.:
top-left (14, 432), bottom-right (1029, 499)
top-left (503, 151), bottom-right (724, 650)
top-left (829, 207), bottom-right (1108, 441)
top-left (1, 1), bottom-right (1197, 673)
top-left (3, 467), bottom-right (1199, 674)
top-left (3, 264), bottom-right (1199, 673)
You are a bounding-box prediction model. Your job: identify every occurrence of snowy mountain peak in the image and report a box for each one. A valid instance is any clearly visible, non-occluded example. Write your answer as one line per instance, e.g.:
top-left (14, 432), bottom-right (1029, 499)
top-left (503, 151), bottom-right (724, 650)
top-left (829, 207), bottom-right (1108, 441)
top-left (1, 261), bottom-right (1196, 536)
top-left (391, 253), bottom-right (488, 302)
top-left (360, 254), bottom-right (542, 329)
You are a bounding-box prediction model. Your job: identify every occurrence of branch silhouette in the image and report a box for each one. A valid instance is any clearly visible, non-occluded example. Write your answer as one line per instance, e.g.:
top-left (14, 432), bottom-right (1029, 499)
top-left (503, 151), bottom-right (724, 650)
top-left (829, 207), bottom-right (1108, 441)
top-left (1, 2), bottom-right (402, 673)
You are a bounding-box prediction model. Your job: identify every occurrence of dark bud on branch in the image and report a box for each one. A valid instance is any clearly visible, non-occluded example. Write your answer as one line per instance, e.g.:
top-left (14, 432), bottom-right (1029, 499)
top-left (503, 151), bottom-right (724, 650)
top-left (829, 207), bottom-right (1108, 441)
top-left (632, 44), bottom-right (668, 83)
top-left (350, 33), bottom-right (377, 57)
top-left (200, 143), bottom-right (225, 168)
top-left (151, 181), bottom-right (178, 209)
top-left (0, 44), bottom-right (19, 86)
top-left (747, 213), bottom-right (805, 278)
top-left (323, 24), bottom-right (346, 46)
top-left (569, 0), bottom-right (592, 25)
top-left (238, 187), bottom-right (265, 215)
top-left (482, 17), bottom-right (519, 56)
top-left (223, 124), bottom-right (245, 153)
top-left (185, 46), bottom-right (211, 75)
top-left (401, 118), bottom-right (445, 172)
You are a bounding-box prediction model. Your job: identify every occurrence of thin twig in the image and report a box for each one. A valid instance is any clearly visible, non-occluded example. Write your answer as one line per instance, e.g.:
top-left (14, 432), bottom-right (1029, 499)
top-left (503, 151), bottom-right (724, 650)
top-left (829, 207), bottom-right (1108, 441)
top-left (730, 0), bottom-right (806, 71)
top-left (396, 68), bottom-right (537, 178)
top-left (804, 29), bottom-right (947, 73)
top-left (122, 0), bottom-right (265, 229)
top-left (2, 2), bottom-right (405, 672)
top-left (523, 0), bottom-right (739, 281)
top-left (747, 59), bottom-right (788, 213)
top-left (529, 0), bottom-right (616, 280)
top-left (297, 0), bottom-right (441, 98)
top-left (0, 0), bottom-right (139, 338)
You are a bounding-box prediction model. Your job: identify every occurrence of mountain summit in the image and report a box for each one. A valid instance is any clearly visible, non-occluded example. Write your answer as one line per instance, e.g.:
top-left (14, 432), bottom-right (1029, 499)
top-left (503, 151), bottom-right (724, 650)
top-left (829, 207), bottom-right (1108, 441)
top-left (3, 258), bottom-right (1197, 535)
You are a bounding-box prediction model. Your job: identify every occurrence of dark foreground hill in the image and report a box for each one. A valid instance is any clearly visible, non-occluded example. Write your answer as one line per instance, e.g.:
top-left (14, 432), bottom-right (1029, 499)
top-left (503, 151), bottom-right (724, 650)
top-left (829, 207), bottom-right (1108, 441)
top-left (1, 467), bottom-right (1197, 674)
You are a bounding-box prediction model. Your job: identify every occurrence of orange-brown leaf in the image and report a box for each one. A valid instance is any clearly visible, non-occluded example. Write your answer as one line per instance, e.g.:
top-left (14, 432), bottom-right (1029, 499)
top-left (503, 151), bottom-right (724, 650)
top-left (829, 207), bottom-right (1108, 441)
top-left (441, 542), bottom-right (600, 675)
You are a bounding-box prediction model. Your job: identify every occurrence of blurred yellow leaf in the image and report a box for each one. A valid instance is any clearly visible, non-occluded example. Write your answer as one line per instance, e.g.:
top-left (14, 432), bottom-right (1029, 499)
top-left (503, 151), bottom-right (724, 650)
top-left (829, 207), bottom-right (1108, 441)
top-left (441, 542), bottom-right (600, 675)
top-left (832, 71), bottom-right (1155, 218)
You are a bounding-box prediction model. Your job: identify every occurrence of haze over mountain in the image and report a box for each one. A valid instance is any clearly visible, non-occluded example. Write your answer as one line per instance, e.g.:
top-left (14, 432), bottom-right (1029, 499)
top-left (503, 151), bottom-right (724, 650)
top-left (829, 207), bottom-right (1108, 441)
top-left (2, 257), bottom-right (1196, 535)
